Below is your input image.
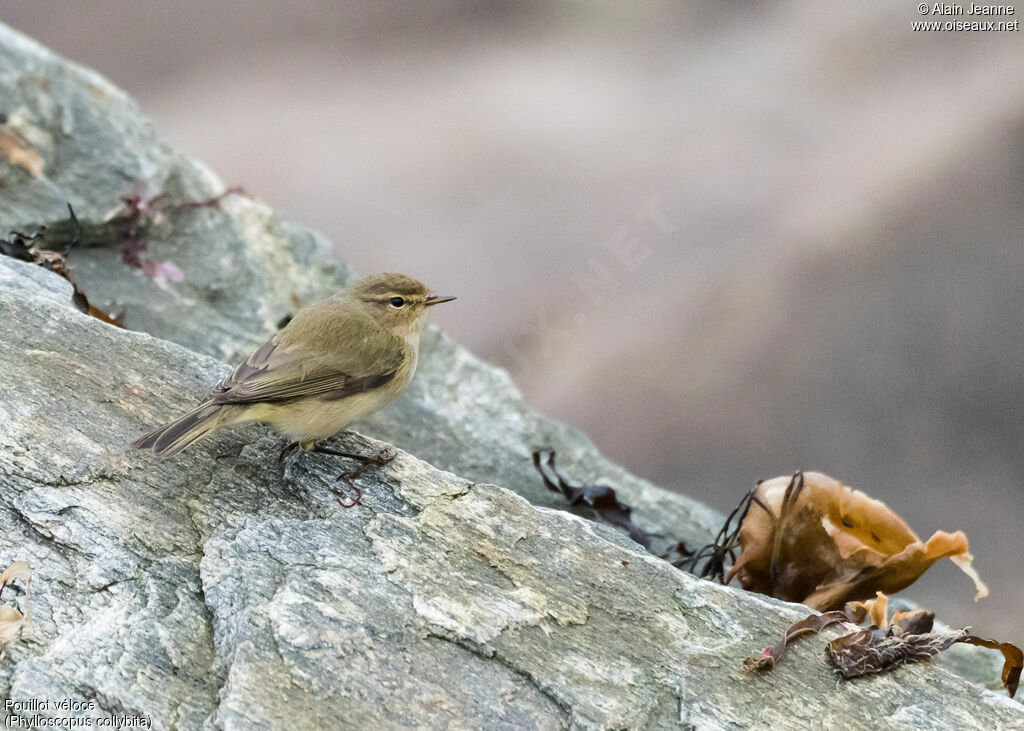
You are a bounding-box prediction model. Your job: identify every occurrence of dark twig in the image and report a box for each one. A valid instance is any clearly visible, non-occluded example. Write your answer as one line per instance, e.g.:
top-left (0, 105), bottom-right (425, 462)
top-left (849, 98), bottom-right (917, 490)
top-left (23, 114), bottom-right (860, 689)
top-left (1, 205), bottom-right (124, 327)
top-left (532, 448), bottom-right (787, 584)
top-left (679, 485), bottom-right (762, 582)
top-left (62, 202), bottom-right (79, 257)
top-left (532, 448), bottom-right (689, 558)
top-left (1, 226), bottom-right (44, 261)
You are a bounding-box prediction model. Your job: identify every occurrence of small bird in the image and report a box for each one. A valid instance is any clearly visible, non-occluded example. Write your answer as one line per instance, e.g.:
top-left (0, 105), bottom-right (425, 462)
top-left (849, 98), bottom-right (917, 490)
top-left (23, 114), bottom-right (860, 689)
top-left (133, 273), bottom-right (455, 473)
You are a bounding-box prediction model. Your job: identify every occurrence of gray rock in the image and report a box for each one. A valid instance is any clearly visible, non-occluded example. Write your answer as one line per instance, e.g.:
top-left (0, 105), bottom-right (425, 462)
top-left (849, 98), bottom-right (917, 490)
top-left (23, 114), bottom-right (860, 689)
top-left (1, 256), bottom-right (1021, 729)
top-left (0, 20), bottom-right (718, 554)
top-left (0, 24), bottom-right (346, 366)
top-left (2, 243), bottom-right (1023, 731)
top-left (1, 22), bottom-right (1021, 731)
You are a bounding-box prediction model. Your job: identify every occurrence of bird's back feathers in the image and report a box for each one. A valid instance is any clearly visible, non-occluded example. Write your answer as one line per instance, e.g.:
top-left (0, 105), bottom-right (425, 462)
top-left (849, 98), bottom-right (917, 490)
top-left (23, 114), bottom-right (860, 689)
top-left (133, 295), bottom-right (412, 455)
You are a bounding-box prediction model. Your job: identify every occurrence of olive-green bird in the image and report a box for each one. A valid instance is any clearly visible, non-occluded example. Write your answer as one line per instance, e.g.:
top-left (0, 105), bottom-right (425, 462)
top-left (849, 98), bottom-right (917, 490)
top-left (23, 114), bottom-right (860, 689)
top-left (132, 273), bottom-right (455, 462)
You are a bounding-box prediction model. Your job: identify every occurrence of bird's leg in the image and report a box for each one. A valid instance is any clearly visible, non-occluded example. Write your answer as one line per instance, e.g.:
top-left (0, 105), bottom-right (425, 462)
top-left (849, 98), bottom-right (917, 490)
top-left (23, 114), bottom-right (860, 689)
top-left (310, 444), bottom-right (396, 468)
top-left (278, 441), bottom-right (301, 463)
top-left (278, 440), bottom-right (304, 481)
top-left (306, 442), bottom-right (397, 508)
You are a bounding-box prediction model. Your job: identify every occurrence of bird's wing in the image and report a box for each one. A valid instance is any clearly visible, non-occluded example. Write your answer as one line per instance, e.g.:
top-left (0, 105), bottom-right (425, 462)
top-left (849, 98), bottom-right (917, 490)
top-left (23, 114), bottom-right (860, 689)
top-left (209, 307), bottom-right (406, 405)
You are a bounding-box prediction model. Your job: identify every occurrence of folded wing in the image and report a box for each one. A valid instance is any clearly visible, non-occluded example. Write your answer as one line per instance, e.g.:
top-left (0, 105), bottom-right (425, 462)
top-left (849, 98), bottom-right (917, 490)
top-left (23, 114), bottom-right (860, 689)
top-left (208, 313), bottom-right (404, 405)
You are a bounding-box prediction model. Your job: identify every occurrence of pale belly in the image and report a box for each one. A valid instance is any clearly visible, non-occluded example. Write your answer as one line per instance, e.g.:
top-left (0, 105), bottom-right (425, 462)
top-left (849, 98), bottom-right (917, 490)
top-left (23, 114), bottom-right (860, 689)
top-left (233, 331), bottom-right (419, 444)
top-left (242, 377), bottom-right (408, 443)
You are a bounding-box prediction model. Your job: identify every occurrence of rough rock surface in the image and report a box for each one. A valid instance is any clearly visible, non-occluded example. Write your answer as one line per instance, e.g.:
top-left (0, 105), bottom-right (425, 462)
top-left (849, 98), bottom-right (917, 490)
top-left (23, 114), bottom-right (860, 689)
top-left (0, 22), bottom-right (1021, 731)
top-left (0, 21), bottom-right (717, 549)
top-left (3, 258), bottom-right (1022, 730)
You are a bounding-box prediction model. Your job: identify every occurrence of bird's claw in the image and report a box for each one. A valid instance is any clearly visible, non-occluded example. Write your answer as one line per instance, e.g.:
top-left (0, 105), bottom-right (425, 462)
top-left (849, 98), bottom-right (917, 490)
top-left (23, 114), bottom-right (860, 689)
top-left (333, 476), bottom-right (362, 508)
top-left (367, 448), bottom-right (396, 469)
top-left (331, 448), bottom-right (393, 507)
top-left (278, 441), bottom-right (300, 463)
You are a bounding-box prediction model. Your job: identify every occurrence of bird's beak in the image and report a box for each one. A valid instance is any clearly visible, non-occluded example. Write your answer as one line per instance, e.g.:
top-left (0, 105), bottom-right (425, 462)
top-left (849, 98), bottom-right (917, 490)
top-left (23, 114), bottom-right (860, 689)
top-left (424, 294), bottom-right (457, 307)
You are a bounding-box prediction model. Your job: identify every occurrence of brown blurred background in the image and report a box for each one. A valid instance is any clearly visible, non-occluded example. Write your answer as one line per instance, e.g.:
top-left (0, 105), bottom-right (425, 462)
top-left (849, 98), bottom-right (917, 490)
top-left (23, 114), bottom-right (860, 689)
top-left (5, 2), bottom-right (1021, 642)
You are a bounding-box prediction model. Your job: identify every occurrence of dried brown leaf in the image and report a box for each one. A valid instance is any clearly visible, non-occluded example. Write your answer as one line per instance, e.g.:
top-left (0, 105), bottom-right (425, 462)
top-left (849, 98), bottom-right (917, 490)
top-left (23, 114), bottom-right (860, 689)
top-left (827, 625), bottom-right (967, 679)
top-left (0, 128), bottom-right (44, 178)
top-left (744, 610), bottom-right (857, 671)
top-left (958, 636), bottom-right (1022, 698)
top-left (0, 561), bottom-right (32, 647)
top-left (747, 594), bottom-right (1021, 699)
top-left (726, 471), bottom-right (987, 611)
top-left (0, 561), bottom-right (31, 587)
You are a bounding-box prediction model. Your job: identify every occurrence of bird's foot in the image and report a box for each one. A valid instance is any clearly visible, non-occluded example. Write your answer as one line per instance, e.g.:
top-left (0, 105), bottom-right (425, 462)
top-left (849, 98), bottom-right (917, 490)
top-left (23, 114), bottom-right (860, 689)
top-left (332, 476), bottom-right (362, 509)
top-left (352, 448), bottom-right (396, 470)
top-left (309, 444), bottom-right (396, 508)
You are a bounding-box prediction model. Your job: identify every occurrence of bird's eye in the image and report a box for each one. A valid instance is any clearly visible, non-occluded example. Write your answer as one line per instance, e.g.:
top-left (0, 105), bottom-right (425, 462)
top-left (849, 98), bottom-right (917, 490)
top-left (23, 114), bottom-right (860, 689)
top-left (388, 296), bottom-right (406, 308)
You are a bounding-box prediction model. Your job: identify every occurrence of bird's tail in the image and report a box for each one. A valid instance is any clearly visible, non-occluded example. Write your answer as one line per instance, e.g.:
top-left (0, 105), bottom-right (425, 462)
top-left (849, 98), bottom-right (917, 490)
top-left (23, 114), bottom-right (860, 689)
top-left (132, 402), bottom-right (229, 456)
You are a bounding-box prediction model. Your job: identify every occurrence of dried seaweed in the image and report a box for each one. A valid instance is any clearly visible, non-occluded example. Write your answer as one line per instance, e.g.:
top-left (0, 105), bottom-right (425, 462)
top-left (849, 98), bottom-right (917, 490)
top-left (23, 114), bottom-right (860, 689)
top-left (827, 627), bottom-right (1021, 697)
top-left (746, 598), bottom-right (1022, 698)
top-left (531, 460), bottom-right (989, 611)
top-left (0, 561), bottom-right (32, 653)
top-left (725, 471), bottom-right (987, 611)
top-left (957, 636), bottom-right (1022, 698)
top-left (532, 450), bottom-right (799, 582)
top-left (529, 454), bottom-right (1015, 695)
top-left (118, 192), bottom-right (185, 280)
top-left (0, 227), bottom-right (41, 261)
top-left (1, 184), bottom-right (247, 325)
top-left (1, 205), bottom-right (124, 327)
top-left (743, 610), bottom-right (857, 671)
top-left (827, 625), bottom-right (967, 678)
top-left (845, 591), bottom-right (890, 629)
top-left (888, 608), bottom-right (936, 636)
top-left (532, 448), bottom-right (689, 559)
top-left (116, 185), bottom-right (248, 279)
top-left (679, 485), bottom-right (761, 582)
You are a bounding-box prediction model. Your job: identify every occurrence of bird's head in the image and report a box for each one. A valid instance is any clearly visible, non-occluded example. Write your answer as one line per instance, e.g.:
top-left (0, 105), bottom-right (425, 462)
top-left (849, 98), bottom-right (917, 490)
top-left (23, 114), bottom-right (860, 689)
top-left (347, 272), bottom-right (456, 337)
